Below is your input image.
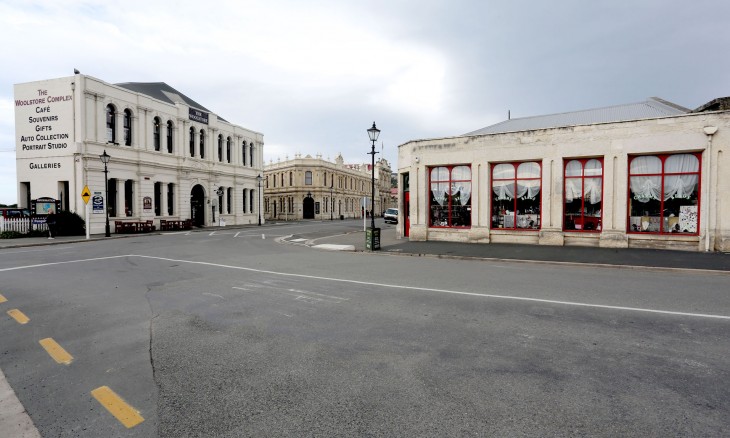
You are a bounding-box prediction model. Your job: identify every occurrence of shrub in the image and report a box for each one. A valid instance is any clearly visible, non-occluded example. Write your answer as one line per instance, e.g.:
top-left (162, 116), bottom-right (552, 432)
top-left (55, 211), bottom-right (86, 236)
top-left (0, 231), bottom-right (23, 239)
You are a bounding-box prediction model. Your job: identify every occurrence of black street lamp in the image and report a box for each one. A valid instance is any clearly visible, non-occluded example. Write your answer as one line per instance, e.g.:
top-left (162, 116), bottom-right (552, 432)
top-left (257, 174), bottom-right (262, 226)
top-left (367, 122), bottom-right (380, 250)
top-left (330, 182), bottom-right (333, 221)
top-left (99, 150), bottom-right (111, 237)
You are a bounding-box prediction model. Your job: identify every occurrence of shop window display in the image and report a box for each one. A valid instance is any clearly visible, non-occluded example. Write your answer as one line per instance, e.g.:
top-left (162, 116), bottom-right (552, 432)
top-left (429, 165), bottom-right (471, 227)
top-left (628, 153), bottom-right (700, 234)
top-left (564, 158), bottom-right (603, 231)
top-left (491, 161), bottom-right (541, 230)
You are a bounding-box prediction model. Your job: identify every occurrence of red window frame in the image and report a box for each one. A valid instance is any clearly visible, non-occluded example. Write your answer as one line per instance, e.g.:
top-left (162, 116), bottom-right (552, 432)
top-left (627, 152), bottom-right (701, 235)
top-left (490, 161), bottom-right (542, 230)
top-left (563, 158), bottom-right (604, 233)
top-left (428, 165), bottom-right (472, 228)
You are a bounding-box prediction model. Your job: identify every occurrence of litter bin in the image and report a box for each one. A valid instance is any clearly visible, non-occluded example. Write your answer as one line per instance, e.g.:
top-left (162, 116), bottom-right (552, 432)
top-left (340, 215), bottom-right (344, 220)
top-left (366, 227), bottom-right (381, 251)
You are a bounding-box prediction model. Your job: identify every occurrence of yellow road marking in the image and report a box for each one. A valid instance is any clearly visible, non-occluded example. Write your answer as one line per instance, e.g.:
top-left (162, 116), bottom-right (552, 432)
top-left (39, 338), bottom-right (74, 365)
top-left (0, 293), bottom-right (7, 303)
top-left (7, 309), bottom-right (29, 324)
top-left (91, 386), bottom-right (144, 428)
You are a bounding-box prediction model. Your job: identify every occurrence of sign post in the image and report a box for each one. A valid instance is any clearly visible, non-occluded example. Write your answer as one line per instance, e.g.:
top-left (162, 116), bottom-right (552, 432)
top-left (81, 185), bottom-right (91, 240)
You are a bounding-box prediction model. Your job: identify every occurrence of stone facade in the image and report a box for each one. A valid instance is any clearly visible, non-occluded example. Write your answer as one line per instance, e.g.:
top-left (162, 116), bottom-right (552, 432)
top-left (398, 109), bottom-right (730, 252)
top-left (14, 74), bottom-right (264, 233)
top-left (263, 154), bottom-right (391, 221)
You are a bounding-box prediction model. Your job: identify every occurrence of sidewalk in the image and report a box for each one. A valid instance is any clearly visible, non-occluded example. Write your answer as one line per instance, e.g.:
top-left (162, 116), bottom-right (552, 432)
top-left (3, 223), bottom-right (730, 272)
top-left (308, 224), bottom-right (730, 272)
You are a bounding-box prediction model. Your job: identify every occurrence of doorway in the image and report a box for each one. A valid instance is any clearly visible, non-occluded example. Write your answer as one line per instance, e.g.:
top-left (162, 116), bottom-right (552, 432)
top-left (190, 184), bottom-right (205, 227)
top-left (303, 195), bottom-right (314, 219)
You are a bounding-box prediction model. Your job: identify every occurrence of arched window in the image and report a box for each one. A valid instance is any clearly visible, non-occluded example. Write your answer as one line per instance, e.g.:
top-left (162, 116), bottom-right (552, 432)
top-left (123, 109), bottom-right (132, 146)
top-left (289, 172), bottom-right (293, 186)
top-left (242, 189), bottom-right (248, 213)
top-left (242, 141), bottom-right (247, 166)
top-left (106, 104), bottom-right (116, 143)
top-left (250, 144), bottom-right (254, 167)
top-left (281, 173), bottom-right (284, 186)
top-left (305, 171), bottom-right (312, 185)
top-left (189, 127), bottom-right (195, 157)
top-left (218, 135), bottom-right (223, 162)
top-left (226, 137), bottom-right (231, 163)
top-left (153, 117), bottom-right (161, 151)
top-left (199, 129), bottom-right (205, 159)
top-left (166, 120), bottom-right (173, 153)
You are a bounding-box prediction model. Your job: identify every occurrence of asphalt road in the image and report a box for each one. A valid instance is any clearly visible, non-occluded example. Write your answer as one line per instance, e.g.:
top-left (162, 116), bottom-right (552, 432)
top-left (1, 220), bottom-right (729, 437)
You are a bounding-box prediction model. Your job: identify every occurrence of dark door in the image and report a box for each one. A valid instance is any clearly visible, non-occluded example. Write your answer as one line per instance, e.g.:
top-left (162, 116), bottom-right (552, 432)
top-left (190, 184), bottom-right (205, 227)
top-left (303, 196), bottom-right (315, 219)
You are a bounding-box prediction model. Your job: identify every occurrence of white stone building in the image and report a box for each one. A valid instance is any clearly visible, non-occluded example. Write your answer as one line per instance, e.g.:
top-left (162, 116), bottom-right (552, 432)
top-left (397, 97), bottom-right (730, 252)
top-left (14, 74), bottom-right (264, 233)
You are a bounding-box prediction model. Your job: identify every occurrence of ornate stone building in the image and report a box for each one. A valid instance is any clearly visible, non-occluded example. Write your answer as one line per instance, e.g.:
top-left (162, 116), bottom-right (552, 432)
top-left (263, 154), bottom-right (391, 221)
top-left (14, 73), bottom-right (264, 232)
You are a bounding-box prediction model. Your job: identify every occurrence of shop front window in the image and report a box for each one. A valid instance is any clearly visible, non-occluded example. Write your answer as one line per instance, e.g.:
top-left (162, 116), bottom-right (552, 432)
top-left (628, 153), bottom-right (700, 234)
top-left (429, 165), bottom-right (471, 228)
top-left (491, 161), bottom-right (541, 230)
top-left (564, 158), bottom-right (603, 232)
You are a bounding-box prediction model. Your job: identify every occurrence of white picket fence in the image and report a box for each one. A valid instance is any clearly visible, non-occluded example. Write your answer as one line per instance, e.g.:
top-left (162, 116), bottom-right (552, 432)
top-left (0, 217), bottom-right (48, 234)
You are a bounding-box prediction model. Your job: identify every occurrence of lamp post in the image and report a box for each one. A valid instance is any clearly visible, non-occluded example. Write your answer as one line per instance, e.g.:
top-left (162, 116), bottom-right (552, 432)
top-left (330, 182), bottom-right (333, 221)
top-left (367, 122), bottom-right (380, 250)
top-left (99, 150), bottom-right (111, 237)
top-left (257, 174), bottom-right (262, 226)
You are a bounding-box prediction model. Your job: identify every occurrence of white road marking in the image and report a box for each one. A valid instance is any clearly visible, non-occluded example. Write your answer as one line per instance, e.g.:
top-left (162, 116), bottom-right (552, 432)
top-left (4, 254), bottom-right (729, 321)
top-left (130, 255), bottom-right (730, 320)
top-left (234, 232), bottom-right (241, 238)
top-left (202, 293), bottom-right (225, 299)
top-left (162, 231), bottom-right (191, 235)
top-left (287, 289), bottom-right (349, 301)
top-left (0, 255), bottom-right (131, 272)
top-left (312, 244), bottom-right (355, 251)
top-left (289, 238), bottom-right (308, 242)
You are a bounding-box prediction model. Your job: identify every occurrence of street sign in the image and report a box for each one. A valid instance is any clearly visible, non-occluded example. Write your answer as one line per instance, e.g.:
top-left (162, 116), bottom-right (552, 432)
top-left (81, 186), bottom-right (91, 204)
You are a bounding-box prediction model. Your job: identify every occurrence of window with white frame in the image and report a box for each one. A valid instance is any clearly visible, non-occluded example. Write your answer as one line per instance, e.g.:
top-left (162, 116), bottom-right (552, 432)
top-left (153, 117), bottom-right (161, 151)
top-left (106, 104), bottom-right (116, 143)
top-left (491, 161), bottom-right (541, 230)
top-left (429, 165), bottom-right (472, 228)
top-left (123, 109), bottom-right (132, 146)
top-left (628, 153), bottom-right (700, 234)
top-left (189, 127), bottom-right (195, 157)
top-left (305, 171), bottom-right (312, 185)
top-left (199, 129), bottom-right (205, 159)
top-left (166, 120), bottom-right (173, 153)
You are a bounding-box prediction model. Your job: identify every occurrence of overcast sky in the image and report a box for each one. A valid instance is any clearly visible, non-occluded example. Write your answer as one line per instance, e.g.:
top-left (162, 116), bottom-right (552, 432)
top-left (2, 0), bottom-right (729, 205)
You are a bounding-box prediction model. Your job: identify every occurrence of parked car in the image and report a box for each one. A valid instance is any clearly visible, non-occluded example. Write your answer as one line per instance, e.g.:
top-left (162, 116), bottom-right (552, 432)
top-left (384, 208), bottom-right (399, 224)
top-left (0, 208), bottom-right (31, 219)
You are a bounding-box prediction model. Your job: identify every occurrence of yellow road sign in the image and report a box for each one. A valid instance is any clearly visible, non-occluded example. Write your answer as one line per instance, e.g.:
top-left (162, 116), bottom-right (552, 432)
top-left (81, 186), bottom-right (91, 204)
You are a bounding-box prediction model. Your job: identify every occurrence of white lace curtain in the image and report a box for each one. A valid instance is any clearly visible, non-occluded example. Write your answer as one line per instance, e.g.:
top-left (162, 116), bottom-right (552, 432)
top-left (431, 166), bottom-right (472, 206)
top-left (565, 159), bottom-right (603, 204)
top-left (492, 162), bottom-right (541, 200)
top-left (630, 154), bottom-right (698, 203)
top-left (451, 166), bottom-right (471, 206)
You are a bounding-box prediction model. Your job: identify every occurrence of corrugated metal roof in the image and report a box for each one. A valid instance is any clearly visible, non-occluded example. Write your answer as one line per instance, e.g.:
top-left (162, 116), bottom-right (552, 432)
top-left (465, 97), bottom-right (690, 136)
top-left (115, 82), bottom-right (227, 122)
